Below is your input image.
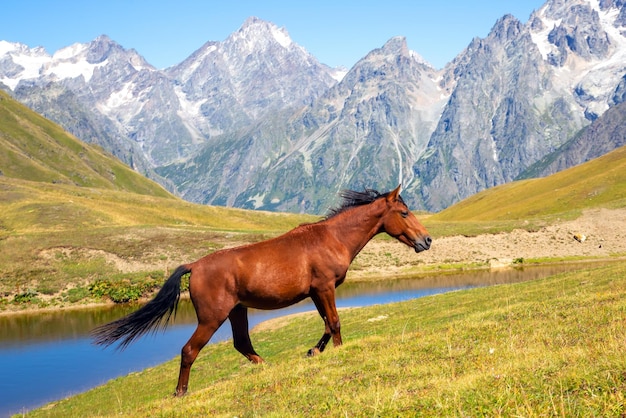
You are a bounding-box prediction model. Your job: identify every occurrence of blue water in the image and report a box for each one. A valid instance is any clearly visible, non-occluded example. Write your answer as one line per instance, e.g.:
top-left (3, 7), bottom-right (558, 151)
top-left (0, 265), bottom-right (581, 416)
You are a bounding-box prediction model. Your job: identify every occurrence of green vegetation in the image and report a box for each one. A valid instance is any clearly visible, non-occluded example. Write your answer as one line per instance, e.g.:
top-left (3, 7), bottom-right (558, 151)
top-left (0, 90), bottom-right (170, 197)
top-left (27, 261), bottom-right (626, 417)
top-left (431, 145), bottom-right (626, 222)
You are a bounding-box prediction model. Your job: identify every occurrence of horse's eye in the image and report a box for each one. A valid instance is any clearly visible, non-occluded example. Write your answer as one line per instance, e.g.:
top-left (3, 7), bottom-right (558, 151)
top-left (401, 211), bottom-right (409, 218)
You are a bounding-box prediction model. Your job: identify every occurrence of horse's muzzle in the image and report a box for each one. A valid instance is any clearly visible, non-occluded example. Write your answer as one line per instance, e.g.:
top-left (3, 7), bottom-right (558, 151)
top-left (414, 236), bottom-right (432, 253)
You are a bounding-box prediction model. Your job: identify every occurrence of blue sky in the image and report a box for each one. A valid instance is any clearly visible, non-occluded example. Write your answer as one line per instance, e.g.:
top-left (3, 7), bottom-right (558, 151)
top-left (2, 0), bottom-right (545, 70)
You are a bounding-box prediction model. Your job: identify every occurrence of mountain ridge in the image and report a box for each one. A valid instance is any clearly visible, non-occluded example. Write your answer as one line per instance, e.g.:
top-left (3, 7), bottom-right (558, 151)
top-left (1, 0), bottom-right (625, 214)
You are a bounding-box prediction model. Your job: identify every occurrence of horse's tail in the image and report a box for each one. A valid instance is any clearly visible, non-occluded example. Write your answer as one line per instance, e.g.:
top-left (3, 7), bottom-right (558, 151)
top-left (91, 265), bottom-right (191, 349)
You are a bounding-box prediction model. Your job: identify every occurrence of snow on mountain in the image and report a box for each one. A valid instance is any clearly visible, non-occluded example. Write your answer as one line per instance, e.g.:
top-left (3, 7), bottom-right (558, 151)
top-left (529, 0), bottom-right (626, 119)
top-left (46, 43), bottom-right (107, 82)
top-left (165, 17), bottom-right (338, 138)
top-left (0, 41), bottom-right (50, 89)
top-left (0, 35), bottom-right (154, 92)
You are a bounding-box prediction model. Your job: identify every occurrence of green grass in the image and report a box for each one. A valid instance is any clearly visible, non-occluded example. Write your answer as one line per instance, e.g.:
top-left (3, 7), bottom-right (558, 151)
top-left (431, 144), bottom-right (626, 222)
top-left (0, 177), bottom-right (315, 310)
top-left (0, 90), bottom-right (170, 197)
top-left (27, 260), bottom-right (626, 417)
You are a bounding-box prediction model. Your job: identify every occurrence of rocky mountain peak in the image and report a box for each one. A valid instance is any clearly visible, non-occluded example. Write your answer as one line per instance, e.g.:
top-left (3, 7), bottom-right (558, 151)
top-left (364, 36), bottom-right (432, 68)
top-left (379, 36), bottom-right (410, 56)
top-left (490, 14), bottom-right (524, 42)
top-left (220, 16), bottom-right (300, 63)
top-left (234, 16), bottom-right (293, 49)
top-left (85, 35), bottom-right (119, 63)
top-left (530, 0), bottom-right (616, 65)
top-left (3, 3), bottom-right (626, 215)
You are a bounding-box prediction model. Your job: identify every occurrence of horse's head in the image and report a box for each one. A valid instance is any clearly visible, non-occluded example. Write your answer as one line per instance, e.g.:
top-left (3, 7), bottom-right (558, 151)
top-left (381, 185), bottom-right (432, 253)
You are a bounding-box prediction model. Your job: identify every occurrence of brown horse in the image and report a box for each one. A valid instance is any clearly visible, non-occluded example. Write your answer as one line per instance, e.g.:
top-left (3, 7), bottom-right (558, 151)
top-left (92, 185), bottom-right (431, 396)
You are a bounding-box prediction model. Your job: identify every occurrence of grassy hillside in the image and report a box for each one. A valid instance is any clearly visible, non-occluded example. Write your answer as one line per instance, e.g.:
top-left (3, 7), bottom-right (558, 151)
top-left (432, 144), bottom-right (626, 222)
top-left (0, 177), bottom-right (314, 235)
top-left (0, 90), bottom-right (170, 197)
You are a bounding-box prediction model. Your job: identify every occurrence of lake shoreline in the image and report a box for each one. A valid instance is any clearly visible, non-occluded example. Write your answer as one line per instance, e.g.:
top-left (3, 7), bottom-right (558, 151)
top-left (2, 254), bottom-right (624, 318)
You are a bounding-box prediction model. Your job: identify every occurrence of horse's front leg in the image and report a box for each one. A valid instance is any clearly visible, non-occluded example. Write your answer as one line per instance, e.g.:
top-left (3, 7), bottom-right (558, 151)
top-left (307, 287), bottom-right (341, 356)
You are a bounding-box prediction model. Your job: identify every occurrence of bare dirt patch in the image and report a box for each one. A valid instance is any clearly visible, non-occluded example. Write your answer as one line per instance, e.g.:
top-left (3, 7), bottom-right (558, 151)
top-left (352, 208), bottom-right (626, 278)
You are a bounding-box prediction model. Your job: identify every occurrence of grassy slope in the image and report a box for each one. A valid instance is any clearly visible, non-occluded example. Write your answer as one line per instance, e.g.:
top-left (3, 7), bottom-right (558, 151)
top-left (432, 144), bottom-right (626, 222)
top-left (0, 90), bottom-right (313, 236)
top-left (29, 261), bottom-right (626, 417)
top-left (0, 177), bottom-right (313, 235)
top-left (0, 90), bottom-right (170, 197)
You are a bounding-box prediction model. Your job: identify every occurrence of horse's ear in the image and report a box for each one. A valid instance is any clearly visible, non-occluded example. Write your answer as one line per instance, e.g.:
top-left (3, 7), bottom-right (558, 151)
top-left (386, 185), bottom-right (402, 202)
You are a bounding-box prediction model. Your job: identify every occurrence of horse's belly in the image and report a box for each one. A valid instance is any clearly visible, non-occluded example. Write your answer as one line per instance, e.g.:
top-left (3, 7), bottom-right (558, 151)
top-left (241, 292), bottom-right (309, 310)
top-left (237, 277), bottom-right (310, 310)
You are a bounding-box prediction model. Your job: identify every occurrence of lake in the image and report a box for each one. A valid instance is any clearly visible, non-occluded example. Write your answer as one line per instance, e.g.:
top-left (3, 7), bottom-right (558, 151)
top-left (0, 264), bottom-right (592, 416)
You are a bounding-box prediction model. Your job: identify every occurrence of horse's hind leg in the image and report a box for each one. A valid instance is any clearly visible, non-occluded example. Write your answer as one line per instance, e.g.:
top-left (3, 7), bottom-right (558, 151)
top-left (175, 319), bottom-right (222, 397)
top-left (229, 304), bottom-right (264, 364)
top-left (307, 288), bottom-right (341, 357)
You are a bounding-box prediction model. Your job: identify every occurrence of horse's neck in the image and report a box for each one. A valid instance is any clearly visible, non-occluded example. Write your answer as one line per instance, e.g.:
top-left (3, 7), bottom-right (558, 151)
top-left (325, 202), bottom-right (385, 260)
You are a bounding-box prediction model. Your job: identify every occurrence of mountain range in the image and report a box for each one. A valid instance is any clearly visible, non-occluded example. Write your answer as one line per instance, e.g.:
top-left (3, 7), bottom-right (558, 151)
top-left (1, 0), bottom-right (625, 214)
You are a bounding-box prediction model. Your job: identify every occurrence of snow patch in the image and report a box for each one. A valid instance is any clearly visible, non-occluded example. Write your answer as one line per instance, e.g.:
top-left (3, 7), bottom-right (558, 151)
top-left (173, 85), bottom-right (209, 143)
top-left (0, 43), bottom-right (51, 89)
top-left (490, 136), bottom-right (499, 162)
top-left (300, 145), bottom-right (314, 177)
top-left (529, 8), bottom-right (562, 61)
top-left (330, 67), bottom-right (348, 82)
top-left (44, 57), bottom-right (107, 83)
top-left (96, 82), bottom-right (147, 126)
top-left (0, 40), bottom-right (19, 56)
top-left (409, 49), bottom-right (434, 68)
top-left (52, 43), bottom-right (87, 60)
top-left (271, 26), bottom-right (292, 48)
top-left (102, 82), bottom-right (136, 111)
top-left (174, 86), bottom-right (205, 118)
top-left (390, 132), bottom-right (404, 186)
top-left (180, 44), bottom-right (217, 81)
top-left (248, 193), bottom-right (266, 209)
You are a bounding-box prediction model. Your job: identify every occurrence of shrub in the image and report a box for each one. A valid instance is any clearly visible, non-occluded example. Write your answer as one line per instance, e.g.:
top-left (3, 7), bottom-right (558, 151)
top-left (13, 290), bottom-right (40, 304)
top-left (88, 279), bottom-right (111, 298)
top-left (36, 284), bottom-right (59, 295)
top-left (88, 276), bottom-right (162, 303)
top-left (65, 287), bottom-right (90, 303)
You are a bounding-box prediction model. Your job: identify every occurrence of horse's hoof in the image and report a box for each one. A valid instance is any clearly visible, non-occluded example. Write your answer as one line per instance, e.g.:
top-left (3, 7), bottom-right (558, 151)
top-left (173, 390), bottom-right (187, 397)
top-left (307, 347), bottom-right (321, 357)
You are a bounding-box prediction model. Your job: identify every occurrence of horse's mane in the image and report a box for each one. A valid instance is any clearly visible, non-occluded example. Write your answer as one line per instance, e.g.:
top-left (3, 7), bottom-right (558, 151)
top-left (325, 188), bottom-right (404, 219)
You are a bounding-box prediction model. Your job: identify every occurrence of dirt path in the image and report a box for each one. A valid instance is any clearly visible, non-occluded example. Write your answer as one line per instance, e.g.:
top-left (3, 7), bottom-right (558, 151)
top-left (352, 208), bottom-right (626, 277)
